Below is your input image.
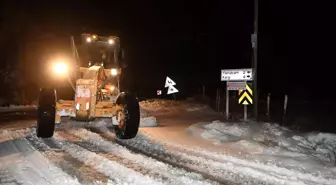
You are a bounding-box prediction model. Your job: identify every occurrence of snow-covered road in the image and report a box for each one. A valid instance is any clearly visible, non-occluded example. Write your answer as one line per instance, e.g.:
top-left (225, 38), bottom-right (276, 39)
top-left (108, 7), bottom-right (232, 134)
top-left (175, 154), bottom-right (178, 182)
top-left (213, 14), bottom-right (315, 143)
top-left (0, 126), bottom-right (220, 185)
top-left (1, 99), bottom-right (336, 185)
top-left (2, 123), bottom-right (336, 185)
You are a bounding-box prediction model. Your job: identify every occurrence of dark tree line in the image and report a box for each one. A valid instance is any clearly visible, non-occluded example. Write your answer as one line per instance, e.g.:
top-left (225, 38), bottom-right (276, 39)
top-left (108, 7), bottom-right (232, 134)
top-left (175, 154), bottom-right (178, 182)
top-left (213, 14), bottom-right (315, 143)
top-left (0, 1), bottom-right (39, 105)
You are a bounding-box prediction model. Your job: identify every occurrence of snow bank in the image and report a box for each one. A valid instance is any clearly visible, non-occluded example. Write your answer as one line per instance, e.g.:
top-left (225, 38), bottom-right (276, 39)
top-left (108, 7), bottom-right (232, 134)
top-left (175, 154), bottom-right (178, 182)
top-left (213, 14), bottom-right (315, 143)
top-left (0, 104), bottom-right (36, 112)
top-left (7, 104), bottom-right (37, 108)
top-left (140, 99), bottom-right (206, 113)
top-left (0, 104), bottom-right (36, 109)
top-left (140, 106), bottom-right (149, 118)
top-left (291, 133), bottom-right (336, 164)
top-left (60, 114), bottom-right (158, 129)
top-left (202, 120), bottom-right (249, 140)
top-left (186, 105), bottom-right (208, 112)
top-left (140, 116), bottom-right (158, 127)
top-left (188, 120), bottom-right (336, 165)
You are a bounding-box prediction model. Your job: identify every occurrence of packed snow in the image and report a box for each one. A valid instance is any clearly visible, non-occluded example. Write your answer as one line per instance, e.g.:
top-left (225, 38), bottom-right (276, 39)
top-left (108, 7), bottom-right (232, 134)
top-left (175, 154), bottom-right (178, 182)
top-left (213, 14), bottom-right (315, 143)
top-left (139, 107), bottom-right (158, 127)
top-left (140, 99), bottom-right (206, 112)
top-left (139, 116), bottom-right (157, 127)
top-left (0, 104), bottom-right (36, 112)
top-left (186, 105), bottom-right (208, 112)
top-left (2, 98), bottom-right (336, 184)
top-left (53, 133), bottom-right (162, 185)
top-left (60, 116), bottom-right (158, 128)
top-left (66, 128), bottom-right (217, 185)
top-left (0, 129), bottom-right (81, 185)
top-left (116, 129), bottom-right (336, 185)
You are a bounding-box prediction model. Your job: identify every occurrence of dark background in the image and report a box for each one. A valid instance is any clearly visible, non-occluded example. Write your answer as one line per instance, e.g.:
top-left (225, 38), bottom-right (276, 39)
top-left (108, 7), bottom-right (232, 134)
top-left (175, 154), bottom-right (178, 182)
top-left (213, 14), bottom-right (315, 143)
top-left (0, 0), bottom-right (334, 102)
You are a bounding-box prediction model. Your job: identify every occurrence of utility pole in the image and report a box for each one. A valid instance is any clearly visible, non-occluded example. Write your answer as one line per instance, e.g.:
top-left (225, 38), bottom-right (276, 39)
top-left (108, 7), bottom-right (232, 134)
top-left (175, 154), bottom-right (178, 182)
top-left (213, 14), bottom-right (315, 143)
top-left (252, 0), bottom-right (259, 120)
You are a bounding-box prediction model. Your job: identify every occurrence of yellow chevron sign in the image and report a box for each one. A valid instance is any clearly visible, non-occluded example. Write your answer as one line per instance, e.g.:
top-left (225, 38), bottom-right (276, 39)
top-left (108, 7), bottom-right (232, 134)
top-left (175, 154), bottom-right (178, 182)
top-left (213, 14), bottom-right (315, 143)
top-left (238, 84), bottom-right (253, 105)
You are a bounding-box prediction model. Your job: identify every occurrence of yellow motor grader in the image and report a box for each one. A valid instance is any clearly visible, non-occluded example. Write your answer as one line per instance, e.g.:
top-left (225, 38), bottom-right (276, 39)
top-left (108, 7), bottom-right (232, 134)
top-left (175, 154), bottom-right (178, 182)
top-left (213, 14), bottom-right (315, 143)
top-left (36, 33), bottom-right (140, 139)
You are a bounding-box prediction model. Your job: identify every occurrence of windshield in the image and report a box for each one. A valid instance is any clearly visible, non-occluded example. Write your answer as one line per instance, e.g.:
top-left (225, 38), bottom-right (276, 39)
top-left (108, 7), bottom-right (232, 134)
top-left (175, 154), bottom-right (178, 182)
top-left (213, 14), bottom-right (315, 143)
top-left (77, 34), bottom-right (120, 68)
top-left (86, 44), bottom-right (114, 65)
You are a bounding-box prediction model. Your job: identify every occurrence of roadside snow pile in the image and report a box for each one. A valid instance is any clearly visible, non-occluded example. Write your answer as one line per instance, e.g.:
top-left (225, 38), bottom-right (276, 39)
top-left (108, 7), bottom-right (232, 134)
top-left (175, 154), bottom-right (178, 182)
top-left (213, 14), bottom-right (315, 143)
top-left (120, 132), bottom-right (336, 185)
top-left (140, 116), bottom-right (158, 127)
top-left (188, 120), bottom-right (336, 165)
top-left (291, 133), bottom-right (336, 164)
top-left (0, 104), bottom-right (37, 112)
top-left (62, 114), bottom-right (158, 129)
top-left (0, 104), bottom-right (37, 109)
top-left (140, 105), bottom-right (158, 127)
top-left (8, 104), bottom-right (37, 108)
top-left (186, 105), bottom-right (208, 112)
top-left (140, 99), bottom-right (206, 112)
top-left (203, 120), bottom-right (249, 138)
top-left (140, 106), bottom-right (149, 118)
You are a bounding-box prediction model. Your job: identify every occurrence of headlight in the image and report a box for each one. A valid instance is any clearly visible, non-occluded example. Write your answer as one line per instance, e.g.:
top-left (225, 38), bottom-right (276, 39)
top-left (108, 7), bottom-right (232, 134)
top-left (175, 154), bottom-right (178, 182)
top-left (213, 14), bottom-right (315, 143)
top-left (108, 39), bottom-right (114, 45)
top-left (92, 34), bottom-right (98, 40)
top-left (111, 69), bottom-right (118, 76)
top-left (53, 62), bottom-right (67, 75)
top-left (86, 37), bottom-right (92, 42)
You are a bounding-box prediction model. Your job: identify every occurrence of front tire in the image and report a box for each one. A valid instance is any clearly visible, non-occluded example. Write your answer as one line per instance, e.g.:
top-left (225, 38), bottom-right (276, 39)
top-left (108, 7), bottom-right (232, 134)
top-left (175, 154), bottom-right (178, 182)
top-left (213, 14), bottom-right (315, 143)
top-left (114, 92), bottom-right (140, 139)
top-left (36, 88), bottom-right (57, 138)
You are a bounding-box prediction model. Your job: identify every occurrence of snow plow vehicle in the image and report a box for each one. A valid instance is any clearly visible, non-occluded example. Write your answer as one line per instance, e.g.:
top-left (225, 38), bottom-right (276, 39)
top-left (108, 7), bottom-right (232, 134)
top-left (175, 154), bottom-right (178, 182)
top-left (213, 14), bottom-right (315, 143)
top-left (36, 34), bottom-right (140, 139)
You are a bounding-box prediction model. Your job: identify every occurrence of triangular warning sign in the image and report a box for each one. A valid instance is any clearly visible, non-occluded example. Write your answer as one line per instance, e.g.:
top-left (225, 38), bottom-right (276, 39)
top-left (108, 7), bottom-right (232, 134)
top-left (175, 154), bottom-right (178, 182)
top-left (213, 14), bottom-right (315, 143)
top-left (165, 76), bottom-right (176, 87)
top-left (167, 85), bottom-right (178, 94)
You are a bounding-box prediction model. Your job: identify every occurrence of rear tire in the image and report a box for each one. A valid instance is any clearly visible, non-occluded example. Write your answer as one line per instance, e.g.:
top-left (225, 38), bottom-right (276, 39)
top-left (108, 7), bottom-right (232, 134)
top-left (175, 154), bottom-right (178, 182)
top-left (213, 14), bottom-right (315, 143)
top-left (36, 88), bottom-right (57, 138)
top-left (114, 92), bottom-right (140, 139)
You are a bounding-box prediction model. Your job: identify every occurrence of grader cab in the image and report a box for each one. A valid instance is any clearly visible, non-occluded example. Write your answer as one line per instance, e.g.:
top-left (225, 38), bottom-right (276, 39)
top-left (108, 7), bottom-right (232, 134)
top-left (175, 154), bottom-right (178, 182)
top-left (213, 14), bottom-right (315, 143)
top-left (36, 34), bottom-right (140, 139)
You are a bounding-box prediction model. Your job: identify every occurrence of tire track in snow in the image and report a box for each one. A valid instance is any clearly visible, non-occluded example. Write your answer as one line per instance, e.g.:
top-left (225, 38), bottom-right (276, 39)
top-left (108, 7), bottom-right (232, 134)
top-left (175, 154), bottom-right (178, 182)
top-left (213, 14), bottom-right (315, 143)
top-left (118, 133), bottom-right (336, 185)
top-left (58, 131), bottom-right (167, 182)
top-left (65, 128), bottom-right (219, 185)
top-left (26, 130), bottom-right (110, 185)
top-left (117, 134), bottom-right (297, 185)
top-left (85, 127), bottom-right (231, 185)
top-left (0, 129), bottom-right (81, 185)
top-left (0, 168), bottom-right (24, 185)
top-left (91, 129), bottom-right (266, 185)
top-left (51, 132), bottom-right (162, 185)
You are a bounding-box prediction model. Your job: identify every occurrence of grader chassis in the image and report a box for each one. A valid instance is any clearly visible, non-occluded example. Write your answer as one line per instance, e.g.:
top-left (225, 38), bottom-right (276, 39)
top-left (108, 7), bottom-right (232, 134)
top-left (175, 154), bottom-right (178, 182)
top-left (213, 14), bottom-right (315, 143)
top-left (36, 34), bottom-right (140, 139)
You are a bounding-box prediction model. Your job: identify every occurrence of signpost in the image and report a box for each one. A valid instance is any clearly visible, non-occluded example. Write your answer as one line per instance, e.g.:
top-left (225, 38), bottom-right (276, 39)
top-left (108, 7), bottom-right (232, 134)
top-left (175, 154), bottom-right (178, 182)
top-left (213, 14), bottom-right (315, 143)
top-left (227, 81), bottom-right (247, 91)
top-left (238, 83), bottom-right (253, 121)
top-left (221, 68), bottom-right (253, 120)
top-left (238, 84), bottom-right (253, 105)
top-left (221, 68), bottom-right (252, 81)
top-left (165, 76), bottom-right (178, 99)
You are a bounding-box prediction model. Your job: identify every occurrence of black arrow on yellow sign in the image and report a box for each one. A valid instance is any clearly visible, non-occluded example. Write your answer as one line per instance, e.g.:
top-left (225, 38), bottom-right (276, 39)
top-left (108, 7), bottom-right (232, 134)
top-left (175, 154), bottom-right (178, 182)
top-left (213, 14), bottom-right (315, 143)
top-left (238, 84), bottom-right (253, 105)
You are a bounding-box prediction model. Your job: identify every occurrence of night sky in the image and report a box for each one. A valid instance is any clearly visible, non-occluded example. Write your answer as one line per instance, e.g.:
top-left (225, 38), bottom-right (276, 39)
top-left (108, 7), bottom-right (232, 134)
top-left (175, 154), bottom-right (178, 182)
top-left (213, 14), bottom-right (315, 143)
top-left (0, 1), bottom-right (334, 101)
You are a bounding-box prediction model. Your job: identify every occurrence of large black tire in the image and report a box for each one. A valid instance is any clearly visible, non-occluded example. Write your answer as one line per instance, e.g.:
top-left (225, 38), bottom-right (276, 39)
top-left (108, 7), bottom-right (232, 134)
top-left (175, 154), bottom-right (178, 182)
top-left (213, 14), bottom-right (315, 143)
top-left (114, 92), bottom-right (140, 139)
top-left (36, 88), bottom-right (57, 138)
